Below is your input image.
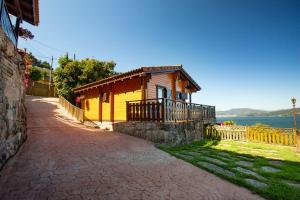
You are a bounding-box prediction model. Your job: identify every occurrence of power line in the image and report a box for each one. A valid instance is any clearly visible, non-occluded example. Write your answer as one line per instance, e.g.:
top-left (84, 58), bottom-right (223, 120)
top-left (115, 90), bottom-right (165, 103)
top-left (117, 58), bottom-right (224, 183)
top-left (25, 41), bottom-right (50, 58)
top-left (19, 41), bottom-right (59, 61)
top-left (32, 39), bottom-right (66, 53)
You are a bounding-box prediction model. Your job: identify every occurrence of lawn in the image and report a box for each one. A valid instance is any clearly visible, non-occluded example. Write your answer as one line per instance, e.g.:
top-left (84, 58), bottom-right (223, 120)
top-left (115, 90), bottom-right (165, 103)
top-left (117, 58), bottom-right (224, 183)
top-left (158, 139), bottom-right (300, 200)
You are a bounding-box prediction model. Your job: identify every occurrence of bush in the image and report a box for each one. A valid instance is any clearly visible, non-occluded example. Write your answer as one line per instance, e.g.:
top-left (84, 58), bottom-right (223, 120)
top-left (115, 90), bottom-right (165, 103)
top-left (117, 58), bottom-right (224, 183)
top-left (223, 120), bottom-right (235, 126)
top-left (29, 66), bottom-right (42, 81)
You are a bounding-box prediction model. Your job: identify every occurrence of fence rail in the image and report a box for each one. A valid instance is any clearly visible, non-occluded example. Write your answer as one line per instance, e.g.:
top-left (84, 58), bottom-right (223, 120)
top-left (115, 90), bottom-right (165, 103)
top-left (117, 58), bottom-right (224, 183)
top-left (59, 96), bottom-right (84, 122)
top-left (0, 0), bottom-right (17, 46)
top-left (205, 125), bottom-right (298, 146)
top-left (127, 98), bottom-right (216, 123)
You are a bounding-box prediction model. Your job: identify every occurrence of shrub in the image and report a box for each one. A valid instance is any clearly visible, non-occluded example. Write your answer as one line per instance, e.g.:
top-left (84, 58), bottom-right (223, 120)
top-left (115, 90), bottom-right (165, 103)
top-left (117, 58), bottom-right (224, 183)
top-left (223, 120), bottom-right (235, 126)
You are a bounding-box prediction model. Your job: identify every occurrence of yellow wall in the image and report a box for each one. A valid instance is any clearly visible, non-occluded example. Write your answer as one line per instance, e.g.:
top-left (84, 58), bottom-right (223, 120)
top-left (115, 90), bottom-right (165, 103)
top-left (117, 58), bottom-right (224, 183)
top-left (83, 89), bottom-right (99, 121)
top-left (102, 101), bottom-right (110, 121)
top-left (113, 78), bottom-right (142, 121)
top-left (114, 90), bottom-right (141, 121)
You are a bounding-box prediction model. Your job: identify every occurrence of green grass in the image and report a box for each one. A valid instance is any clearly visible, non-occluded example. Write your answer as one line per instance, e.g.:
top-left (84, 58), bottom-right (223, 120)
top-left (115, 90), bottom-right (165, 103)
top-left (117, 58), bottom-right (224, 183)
top-left (158, 140), bottom-right (300, 200)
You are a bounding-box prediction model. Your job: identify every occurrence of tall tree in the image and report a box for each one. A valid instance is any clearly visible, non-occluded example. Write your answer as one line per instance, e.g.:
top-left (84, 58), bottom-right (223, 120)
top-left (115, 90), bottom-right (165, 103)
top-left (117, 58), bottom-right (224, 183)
top-left (79, 59), bottom-right (115, 84)
top-left (53, 55), bottom-right (116, 102)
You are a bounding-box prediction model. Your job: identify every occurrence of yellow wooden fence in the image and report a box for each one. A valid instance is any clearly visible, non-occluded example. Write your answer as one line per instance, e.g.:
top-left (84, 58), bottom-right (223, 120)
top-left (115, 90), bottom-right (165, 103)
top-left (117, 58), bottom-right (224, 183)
top-left (59, 96), bottom-right (84, 122)
top-left (205, 125), bottom-right (298, 146)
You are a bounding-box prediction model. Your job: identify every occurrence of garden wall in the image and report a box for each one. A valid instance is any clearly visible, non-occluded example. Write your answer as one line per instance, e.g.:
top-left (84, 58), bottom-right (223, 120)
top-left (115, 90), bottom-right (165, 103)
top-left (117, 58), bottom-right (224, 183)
top-left (0, 28), bottom-right (27, 169)
top-left (113, 120), bottom-right (204, 145)
top-left (26, 80), bottom-right (57, 97)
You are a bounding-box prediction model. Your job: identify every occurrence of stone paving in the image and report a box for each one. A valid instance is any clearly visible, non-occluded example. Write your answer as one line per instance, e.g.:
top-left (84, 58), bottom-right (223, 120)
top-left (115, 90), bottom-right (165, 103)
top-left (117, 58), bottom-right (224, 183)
top-left (0, 97), bottom-right (264, 200)
top-left (173, 146), bottom-right (293, 191)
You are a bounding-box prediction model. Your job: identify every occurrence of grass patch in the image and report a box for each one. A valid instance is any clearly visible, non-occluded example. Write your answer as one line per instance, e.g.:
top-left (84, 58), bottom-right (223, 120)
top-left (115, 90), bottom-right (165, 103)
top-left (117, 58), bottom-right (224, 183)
top-left (158, 139), bottom-right (300, 200)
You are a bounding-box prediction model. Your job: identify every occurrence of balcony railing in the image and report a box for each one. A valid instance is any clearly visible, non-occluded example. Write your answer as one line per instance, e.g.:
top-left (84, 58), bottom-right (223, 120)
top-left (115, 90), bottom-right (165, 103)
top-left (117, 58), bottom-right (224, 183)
top-left (126, 98), bottom-right (216, 123)
top-left (0, 0), bottom-right (17, 46)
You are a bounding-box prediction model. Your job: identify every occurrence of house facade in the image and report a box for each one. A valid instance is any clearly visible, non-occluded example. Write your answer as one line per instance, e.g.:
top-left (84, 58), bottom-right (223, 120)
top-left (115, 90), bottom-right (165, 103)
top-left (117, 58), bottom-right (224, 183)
top-left (74, 65), bottom-right (215, 124)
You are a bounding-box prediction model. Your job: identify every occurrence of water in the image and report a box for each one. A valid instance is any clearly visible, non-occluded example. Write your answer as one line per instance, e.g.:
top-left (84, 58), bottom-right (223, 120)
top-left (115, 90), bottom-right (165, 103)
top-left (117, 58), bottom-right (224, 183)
top-left (217, 116), bottom-right (300, 129)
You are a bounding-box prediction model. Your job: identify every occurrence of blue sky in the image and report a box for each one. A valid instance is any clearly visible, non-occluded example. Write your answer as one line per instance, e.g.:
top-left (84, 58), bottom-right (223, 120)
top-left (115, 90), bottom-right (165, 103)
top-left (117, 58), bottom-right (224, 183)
top-left (19, 0), bottom-right (300, 111)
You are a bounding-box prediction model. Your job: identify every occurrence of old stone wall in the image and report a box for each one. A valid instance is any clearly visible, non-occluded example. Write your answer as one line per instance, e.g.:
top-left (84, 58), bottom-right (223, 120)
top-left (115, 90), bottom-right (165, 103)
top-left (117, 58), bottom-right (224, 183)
top-left (113, 120), bottom-right (204, 146)
top-left (0, 28), bottom-right (26, 169)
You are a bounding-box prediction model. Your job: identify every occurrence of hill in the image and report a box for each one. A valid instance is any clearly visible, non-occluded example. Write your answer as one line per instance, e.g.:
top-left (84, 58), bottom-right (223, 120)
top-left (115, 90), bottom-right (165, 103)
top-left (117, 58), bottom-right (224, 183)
top-left (217, 108), bottom-right (266, 117)
top-left (217, 108), bottom-right (300, 117)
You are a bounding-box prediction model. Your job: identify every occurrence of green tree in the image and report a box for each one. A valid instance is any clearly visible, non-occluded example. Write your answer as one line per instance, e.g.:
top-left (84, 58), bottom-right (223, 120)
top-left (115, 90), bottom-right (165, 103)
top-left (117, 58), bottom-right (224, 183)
top-left (53, 55), bottom-right (116, 102)
top-left (79, 59), bottom-right (115, 84)
top-left (27, 52), bottom-right (51, 69)
top-left (41, 70), bottom-right (48, 80)
top-left (29, 66), bottom-right (42, 81)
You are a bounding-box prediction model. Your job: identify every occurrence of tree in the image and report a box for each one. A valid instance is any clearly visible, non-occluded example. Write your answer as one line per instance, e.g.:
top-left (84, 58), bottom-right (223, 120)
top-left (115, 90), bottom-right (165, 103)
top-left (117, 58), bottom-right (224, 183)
top-left (29, 66), bottom-right (42, 81)
top-left (27, 52), bottom-right (51, 69)
top-left (79, 59), bottom-right (115, 85)
top-left (53, 55), bottom-right (116, 102)
top-left (41, 70), bottom-right (48, 80)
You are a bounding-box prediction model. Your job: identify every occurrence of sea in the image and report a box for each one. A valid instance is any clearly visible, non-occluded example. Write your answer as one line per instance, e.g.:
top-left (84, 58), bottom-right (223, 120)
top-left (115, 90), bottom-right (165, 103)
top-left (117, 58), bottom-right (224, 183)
top-left (217, 116), bottom-right (300, 129)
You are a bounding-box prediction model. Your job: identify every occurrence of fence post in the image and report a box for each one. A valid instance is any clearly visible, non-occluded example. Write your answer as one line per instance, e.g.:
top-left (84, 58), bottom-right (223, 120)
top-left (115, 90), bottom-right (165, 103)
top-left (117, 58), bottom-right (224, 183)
top-left (161, 98), bottom-right (165, 122)
top-left (126, 101), bottom-right (129, 121)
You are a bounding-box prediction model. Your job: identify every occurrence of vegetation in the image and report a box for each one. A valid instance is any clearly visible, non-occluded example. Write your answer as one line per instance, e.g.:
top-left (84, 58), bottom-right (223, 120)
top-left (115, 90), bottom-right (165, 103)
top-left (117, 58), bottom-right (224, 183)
top-left (18, 27), bottom-right (34, 40)
top-left (29, 66), bottom-right (42, 81)
top-left (159, 140), bottom-right (300, 200)
top-left (53, 54), bottom-right (116, 102)
top-left (223, 120), bottom-right (235, 125)
top-left (41, 70), bottom-right (48, 80)
top-left (27, 52), bottom-right (51, 69)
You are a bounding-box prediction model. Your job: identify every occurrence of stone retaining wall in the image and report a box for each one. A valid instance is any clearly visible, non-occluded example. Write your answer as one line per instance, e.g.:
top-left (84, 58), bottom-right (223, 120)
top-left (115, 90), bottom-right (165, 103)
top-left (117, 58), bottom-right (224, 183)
top-left (113, 120), bottom-right (204, 146)
top-left (0, 28), bottom-right (27, 169)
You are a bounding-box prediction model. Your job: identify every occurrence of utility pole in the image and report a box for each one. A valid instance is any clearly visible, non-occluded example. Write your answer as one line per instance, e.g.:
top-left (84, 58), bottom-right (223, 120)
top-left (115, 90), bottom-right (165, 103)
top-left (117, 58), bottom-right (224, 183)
top-left (49, 56), bottom-right (53, 97)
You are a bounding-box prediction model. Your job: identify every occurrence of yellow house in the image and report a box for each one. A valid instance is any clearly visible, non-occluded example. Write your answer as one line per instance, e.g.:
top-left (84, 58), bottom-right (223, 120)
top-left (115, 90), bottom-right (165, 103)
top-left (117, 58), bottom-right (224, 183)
top-left (73, 65), bottom-right (201, 123)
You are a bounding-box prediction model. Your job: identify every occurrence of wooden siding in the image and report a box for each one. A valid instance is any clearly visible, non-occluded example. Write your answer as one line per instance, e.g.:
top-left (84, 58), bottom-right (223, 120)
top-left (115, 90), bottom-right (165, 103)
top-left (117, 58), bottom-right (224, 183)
top-left (83, 89), bottom-right (99, 121)
top-left (113, 78), bottom-right (142, 121)
top-left (147, 73), bottom-right (173, 99)
top-left (147, 73), bottom-right (189, 99)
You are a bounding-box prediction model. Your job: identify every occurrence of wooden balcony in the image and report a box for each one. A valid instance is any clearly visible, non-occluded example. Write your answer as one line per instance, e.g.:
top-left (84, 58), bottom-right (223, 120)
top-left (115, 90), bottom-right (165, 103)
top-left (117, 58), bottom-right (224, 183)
top-left (126, 98), bottom-right (216, 124)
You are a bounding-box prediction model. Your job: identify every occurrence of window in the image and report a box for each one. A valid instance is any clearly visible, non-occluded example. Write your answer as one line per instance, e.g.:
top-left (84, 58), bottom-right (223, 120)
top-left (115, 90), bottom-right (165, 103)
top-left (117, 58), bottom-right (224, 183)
top-left (176, 92), bottom-right (188, 101)
top-left (166, 89), bottom-right (172, 99)
top-left (157, 86), bottom-right (167, 99)
top-left (102, 92), bottom-right (109, 102)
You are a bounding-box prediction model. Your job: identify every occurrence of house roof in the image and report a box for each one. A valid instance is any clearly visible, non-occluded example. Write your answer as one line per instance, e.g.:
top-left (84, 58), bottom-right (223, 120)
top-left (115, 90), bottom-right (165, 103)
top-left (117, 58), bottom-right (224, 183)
top-left (74, 65), bottom-right (201, 93)
top-left (5, 0), bottom-right (39, 26)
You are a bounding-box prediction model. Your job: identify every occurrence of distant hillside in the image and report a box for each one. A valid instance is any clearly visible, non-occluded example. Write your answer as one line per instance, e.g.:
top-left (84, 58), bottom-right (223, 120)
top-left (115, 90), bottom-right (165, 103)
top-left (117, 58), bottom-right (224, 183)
top-left (217, 108), bottom-right (300, 117)
top-left (251, 108), bottom-right (300, 117)
top-left (217, 108), bottom-right (266, 117)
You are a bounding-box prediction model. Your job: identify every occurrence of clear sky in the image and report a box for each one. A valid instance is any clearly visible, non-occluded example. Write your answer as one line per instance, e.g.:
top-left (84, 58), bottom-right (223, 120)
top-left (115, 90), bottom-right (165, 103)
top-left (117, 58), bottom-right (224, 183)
top-left (19, 0), bottom-right (300, 111)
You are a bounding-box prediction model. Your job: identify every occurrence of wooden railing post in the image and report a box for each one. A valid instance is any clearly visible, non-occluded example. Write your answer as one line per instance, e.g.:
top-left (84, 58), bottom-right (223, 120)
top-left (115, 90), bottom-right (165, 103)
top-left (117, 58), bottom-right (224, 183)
top-left (161, 98), bottom-right (165, 122)
top-left (126, 101), bottom-right (130, 121)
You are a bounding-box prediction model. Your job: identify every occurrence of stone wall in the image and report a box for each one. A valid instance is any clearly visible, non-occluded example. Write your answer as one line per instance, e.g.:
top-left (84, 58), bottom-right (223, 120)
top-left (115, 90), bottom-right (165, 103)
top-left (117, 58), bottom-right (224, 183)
top-left (113, 120), bottom-right (204, 146)
top-left (0, 28), bottom-right (27, 169)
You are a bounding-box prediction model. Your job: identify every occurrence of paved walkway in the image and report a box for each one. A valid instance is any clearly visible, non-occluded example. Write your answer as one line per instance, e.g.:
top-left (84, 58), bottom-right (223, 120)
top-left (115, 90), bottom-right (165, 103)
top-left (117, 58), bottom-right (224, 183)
top-left (0, 96), bottom-right (264, 200)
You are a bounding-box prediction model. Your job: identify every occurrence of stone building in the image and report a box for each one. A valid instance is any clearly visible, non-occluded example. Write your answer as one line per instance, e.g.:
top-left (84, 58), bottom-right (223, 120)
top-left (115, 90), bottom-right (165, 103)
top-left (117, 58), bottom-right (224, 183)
top-left (0, 0), bottom-right (39, 169)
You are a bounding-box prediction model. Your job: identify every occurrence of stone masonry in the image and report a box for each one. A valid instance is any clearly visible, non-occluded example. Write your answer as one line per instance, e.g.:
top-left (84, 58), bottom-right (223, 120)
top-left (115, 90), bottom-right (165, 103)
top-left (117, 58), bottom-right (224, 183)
top-left (0, 28), bottom-right (26, 169)
top-left (113, 120), bottom-right (204, 146)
